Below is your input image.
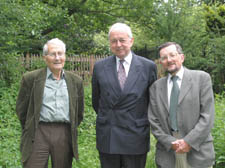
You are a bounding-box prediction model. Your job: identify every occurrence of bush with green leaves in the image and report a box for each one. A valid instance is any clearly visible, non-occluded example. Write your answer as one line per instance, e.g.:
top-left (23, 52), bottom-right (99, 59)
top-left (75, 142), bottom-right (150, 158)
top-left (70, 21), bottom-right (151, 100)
top-left (212, 92), bottom-right (225, 168)
top-left (0, 53), bottom-right (24, 90)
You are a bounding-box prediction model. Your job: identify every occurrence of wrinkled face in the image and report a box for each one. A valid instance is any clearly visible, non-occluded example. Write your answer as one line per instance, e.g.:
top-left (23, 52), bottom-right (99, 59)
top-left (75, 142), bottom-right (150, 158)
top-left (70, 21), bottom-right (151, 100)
top-left (159, 44), bottom-right (184, 75)
top-left (43, 44), bottom-right (66, 73)
top-left (109, 30), bottom-right (134, 59)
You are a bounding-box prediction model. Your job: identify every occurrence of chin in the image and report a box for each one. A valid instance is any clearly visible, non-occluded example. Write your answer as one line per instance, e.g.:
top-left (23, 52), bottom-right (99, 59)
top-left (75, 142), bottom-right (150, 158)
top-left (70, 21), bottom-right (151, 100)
top-left (168, 68), bottom-right (178, 74)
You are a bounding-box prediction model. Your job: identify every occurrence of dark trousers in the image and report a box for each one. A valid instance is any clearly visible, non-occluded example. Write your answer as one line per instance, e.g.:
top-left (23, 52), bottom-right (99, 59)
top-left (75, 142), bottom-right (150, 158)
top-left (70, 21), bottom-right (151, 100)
top-left (99, 152), bottom-right (147, 168)
top-left (23, 122), bottom-right (73, 168)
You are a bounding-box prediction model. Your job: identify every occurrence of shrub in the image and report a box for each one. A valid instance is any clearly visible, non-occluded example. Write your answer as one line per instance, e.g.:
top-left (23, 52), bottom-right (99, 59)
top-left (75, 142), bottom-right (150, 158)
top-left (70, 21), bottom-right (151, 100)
top-left (212, 92), bottom-right (225, 168)
top-left (0, 53), bottom-right (24, 90)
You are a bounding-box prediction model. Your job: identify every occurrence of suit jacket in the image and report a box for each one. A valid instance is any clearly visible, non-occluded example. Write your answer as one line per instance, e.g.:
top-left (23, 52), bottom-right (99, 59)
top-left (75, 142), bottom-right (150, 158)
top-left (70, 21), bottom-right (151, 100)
top-left (148, 67), bottom-right (215, 168)
top-left (92, 53), bottom-right (157, 154)
top-left (16, 68), bottom-right (84, 163)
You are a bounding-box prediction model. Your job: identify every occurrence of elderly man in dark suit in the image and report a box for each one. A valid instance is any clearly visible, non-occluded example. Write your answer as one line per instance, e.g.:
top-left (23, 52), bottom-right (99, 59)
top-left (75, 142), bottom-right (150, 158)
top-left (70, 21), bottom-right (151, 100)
top-left (16, 38), bottom-right (84, 168)
top-left (148, 42), bottom-right (215, 168)
top-left (92, 22), bottom-right (157, 168)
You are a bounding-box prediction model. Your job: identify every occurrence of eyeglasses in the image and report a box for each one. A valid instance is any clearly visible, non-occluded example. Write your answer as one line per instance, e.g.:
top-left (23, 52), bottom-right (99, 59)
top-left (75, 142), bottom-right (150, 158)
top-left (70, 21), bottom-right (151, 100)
top-left (47, 52), bottom-right (65, 58)
top-left (110, 38), bottom-right (130, 44)
top-left (160, 53), bottom-right (179, 62)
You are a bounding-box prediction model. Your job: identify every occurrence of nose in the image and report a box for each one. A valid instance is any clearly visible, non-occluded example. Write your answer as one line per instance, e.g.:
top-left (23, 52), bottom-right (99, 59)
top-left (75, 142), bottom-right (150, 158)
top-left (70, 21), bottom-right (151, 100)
top-left (55, 53), bottom-right (60, 59)
top-left (116, 40), bottom-right (122, 46)
top-left (167, 56), bottom-right (172, 62)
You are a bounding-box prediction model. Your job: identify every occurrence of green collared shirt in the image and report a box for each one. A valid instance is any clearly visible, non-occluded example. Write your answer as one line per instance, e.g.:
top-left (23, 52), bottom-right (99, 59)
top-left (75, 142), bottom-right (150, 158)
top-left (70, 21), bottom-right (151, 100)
top-left (39, 68), bottom-right (70, 123)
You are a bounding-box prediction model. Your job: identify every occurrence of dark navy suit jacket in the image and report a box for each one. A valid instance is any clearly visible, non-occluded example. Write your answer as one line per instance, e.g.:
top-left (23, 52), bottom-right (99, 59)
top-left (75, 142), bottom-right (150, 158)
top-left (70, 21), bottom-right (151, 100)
top-left (92, 53), bottom-right (157, 154)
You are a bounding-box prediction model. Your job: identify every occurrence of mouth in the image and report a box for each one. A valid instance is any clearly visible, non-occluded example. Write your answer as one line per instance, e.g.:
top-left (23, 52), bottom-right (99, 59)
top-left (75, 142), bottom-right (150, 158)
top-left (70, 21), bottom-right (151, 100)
top-left (168, 63), bottom-right (176, 68)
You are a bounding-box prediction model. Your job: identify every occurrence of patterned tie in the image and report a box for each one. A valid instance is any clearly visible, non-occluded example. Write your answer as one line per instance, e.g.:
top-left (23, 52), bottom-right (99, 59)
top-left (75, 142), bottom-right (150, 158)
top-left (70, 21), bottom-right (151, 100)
top-left (118, 60), bottom-right (126, 89)
top-left (169, 76), bottom-right (180, 131)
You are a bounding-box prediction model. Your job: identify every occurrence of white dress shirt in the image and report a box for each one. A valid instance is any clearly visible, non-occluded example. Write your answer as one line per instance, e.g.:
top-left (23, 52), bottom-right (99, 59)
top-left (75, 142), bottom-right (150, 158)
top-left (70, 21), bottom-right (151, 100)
top-left (116, 52), bottom-right (132, 77)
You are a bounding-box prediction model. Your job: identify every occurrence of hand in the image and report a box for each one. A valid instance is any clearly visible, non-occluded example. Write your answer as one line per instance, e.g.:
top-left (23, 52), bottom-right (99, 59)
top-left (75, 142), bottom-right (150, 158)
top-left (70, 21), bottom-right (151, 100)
top-left (172, 139), bottom-right (191, 154)
top-left (171, 140), bottom-right (179, 151)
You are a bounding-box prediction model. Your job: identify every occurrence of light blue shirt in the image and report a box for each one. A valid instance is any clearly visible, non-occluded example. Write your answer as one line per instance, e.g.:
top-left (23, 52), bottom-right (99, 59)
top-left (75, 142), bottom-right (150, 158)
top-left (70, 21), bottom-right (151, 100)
top-left (39, 68), bottom-right (70, 123)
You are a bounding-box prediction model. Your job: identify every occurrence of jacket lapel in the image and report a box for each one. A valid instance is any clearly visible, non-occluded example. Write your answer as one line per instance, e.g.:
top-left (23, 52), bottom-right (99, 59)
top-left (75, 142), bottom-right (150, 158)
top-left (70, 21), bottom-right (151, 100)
top-left (178, 68), bottom-right (192, 104)
top-left (104, 56), bottom-right (121, 97)
top-left (64, 72), bottom-right (74, 121)
top-left (122, 54), bottom-right (142, 94)
top-left (33, 68), bottom-right (46, 121)
top-left (159, 77), bottom-right (169, 112)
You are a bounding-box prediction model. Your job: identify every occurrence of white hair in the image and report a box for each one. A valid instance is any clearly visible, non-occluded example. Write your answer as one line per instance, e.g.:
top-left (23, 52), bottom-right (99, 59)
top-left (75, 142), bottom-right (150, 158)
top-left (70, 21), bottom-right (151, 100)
top-left (43, 38), bottom-right (66, 56)
top-left (108, 23), bottom-right (133, 39)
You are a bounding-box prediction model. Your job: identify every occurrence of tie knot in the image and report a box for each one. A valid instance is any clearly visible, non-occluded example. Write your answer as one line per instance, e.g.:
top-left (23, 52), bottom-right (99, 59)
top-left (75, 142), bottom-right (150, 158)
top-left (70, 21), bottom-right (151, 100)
top-left (171, 75), bottom-right (178, 82)
top-left (119, 59), bottom-right (125, 64)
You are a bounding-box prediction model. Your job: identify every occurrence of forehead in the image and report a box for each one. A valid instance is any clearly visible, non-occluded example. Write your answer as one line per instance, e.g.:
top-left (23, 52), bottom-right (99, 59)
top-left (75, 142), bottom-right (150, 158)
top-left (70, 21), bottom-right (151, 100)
top-left (160, 45), bottom-right (177, 55)
top-left (109, 30), bottom-right (129, 39)
top-left (48, 44), bottom-right (64, 52)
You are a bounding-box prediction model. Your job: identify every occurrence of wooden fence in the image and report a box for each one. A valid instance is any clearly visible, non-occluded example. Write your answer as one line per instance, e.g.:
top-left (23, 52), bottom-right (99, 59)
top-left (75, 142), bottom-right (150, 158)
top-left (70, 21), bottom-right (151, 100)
top-left (20, 53), bottom-right (164, 82)
top-left (20, 53), bottom-right (108, 82)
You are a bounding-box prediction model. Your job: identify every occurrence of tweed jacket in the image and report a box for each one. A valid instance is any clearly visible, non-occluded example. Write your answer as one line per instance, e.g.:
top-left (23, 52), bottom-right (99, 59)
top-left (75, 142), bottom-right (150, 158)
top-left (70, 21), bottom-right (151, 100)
top-left (16, 67), bottom-right (84, 163)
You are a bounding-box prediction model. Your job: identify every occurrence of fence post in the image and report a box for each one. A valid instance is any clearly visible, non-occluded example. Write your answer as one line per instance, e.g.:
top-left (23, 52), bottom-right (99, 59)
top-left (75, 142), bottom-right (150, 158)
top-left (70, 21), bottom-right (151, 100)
top-left (90, 55), bottom-right (94, 75)
top-left (26, 53), bottom-right (30, 69)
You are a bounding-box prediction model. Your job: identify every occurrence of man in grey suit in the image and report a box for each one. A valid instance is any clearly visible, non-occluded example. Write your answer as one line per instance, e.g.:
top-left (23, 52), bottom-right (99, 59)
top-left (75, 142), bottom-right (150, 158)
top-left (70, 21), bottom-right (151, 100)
top-left (16, 38), bottom-right (84, 168)
top-left (92, 23), bottom-right (157, 168)
top-left (148, 42), bottom-right (215, 168)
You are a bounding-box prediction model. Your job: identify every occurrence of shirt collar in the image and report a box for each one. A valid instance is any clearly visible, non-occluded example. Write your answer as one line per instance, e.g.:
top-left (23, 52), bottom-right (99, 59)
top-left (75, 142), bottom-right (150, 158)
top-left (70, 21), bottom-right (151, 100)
top-left (46, 67), bottom-right (65, 80)
top-left (168, 66), bottom-right (184, 82)
top-left (116, 51), bottom-right (132, 65)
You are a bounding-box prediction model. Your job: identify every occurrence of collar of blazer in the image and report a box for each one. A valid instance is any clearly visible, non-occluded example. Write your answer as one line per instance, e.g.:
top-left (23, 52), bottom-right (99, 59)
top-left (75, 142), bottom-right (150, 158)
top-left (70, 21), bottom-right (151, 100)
top-left (103, 53), bottom-right (143, 103)
top-left (159, 67), bottom-right (192, 111)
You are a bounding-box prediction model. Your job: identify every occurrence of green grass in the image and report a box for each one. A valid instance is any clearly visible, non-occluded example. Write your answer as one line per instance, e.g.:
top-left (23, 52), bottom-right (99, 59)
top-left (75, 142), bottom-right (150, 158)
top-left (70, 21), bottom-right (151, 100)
top-left (0, 84), bottom-right (224, 168)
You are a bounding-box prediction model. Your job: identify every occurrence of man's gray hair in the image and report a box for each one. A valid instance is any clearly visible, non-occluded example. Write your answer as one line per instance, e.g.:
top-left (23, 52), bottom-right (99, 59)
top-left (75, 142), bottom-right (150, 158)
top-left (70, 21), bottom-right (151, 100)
top-left (43, 38), bottom-right (66, 56)
top-left (108, 23), bottom-right (133, 39)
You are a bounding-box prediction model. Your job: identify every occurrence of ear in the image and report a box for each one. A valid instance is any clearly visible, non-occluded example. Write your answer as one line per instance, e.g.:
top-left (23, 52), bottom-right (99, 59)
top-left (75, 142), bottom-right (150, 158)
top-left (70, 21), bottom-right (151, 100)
top-left (130, 37), bottom-right (134, 47)
top-left (42, 55), bottom-right (47, 63)
top-left (180, 54), bottom-right (185, 63)
top-left (159, 59), bottom-right (162, 65)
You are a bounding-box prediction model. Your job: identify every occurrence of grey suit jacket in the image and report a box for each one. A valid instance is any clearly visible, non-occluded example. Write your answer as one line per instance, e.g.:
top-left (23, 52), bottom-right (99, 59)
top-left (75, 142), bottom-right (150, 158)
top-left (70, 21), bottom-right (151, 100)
top-left (148, 67), bottom-right (215, 168)
top-left (16, 67), bottom-right (84, 163)
top-left (92, 53), bottom-right (157, 154)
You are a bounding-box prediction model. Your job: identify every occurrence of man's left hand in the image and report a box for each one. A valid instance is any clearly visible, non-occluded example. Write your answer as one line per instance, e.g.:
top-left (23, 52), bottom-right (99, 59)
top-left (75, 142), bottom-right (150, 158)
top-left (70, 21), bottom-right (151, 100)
top-left (172, 139), bottom-right (191, 153)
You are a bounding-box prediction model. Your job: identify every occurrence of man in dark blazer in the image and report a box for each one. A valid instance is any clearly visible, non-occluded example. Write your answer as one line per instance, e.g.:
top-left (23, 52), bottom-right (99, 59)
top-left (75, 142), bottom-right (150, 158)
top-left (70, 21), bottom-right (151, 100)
top-left (92, 23), bottom-right (157, 168)
top-left (16, 38), bottom-right (84, 168)
top-left (148, 42), bottom-right (215, 168)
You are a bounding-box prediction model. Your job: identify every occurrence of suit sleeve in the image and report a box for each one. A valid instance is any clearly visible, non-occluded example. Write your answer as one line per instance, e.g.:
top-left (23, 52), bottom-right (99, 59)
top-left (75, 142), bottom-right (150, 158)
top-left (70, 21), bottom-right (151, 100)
top-left (91, 64), bottom-right (100, 113)
top-left (148, 83), bottom-right (177, 151)
top-left (151, 63), bottom-right (158, 86)
top-left (77, 80), bottom-right (84, 126)
top-left (16, 76), bottom-right (31, 130)
top-left (183, 73), bottom-right (215, 151)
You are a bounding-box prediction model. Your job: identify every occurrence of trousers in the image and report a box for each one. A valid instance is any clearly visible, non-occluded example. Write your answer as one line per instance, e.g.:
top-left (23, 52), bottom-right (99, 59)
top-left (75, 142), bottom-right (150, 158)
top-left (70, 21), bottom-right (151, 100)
top-left (99, 152), bottom-right (147, 168)
top-left (23, 122), bottom-right (73, 168)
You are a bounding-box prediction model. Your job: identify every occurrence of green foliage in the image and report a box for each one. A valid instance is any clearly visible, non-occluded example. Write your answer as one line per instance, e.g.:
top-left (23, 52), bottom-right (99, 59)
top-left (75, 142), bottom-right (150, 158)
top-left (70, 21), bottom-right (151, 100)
top-left (184, 35), bottom-right (225, 93)
top-left (0, 53), bottom-right (24, 89)
top-left (73, 85), bottom-right (100, 167)
top-left (0, 82), bottom-right (22, 168)
top-left (213, 92), bottom-right (225, 168)
top-left (204, 4), bottom-right (225, 36)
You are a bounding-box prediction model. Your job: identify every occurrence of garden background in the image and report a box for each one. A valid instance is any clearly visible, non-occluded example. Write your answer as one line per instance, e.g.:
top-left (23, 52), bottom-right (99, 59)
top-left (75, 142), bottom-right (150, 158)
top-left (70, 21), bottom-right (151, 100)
top-left (0, 0), bottom-right (224, 167)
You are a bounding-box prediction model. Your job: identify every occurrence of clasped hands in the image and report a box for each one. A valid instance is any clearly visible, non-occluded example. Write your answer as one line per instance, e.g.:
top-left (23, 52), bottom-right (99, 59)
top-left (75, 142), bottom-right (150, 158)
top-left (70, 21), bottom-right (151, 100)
top-left (172, 139), bottom-right (191, 154)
